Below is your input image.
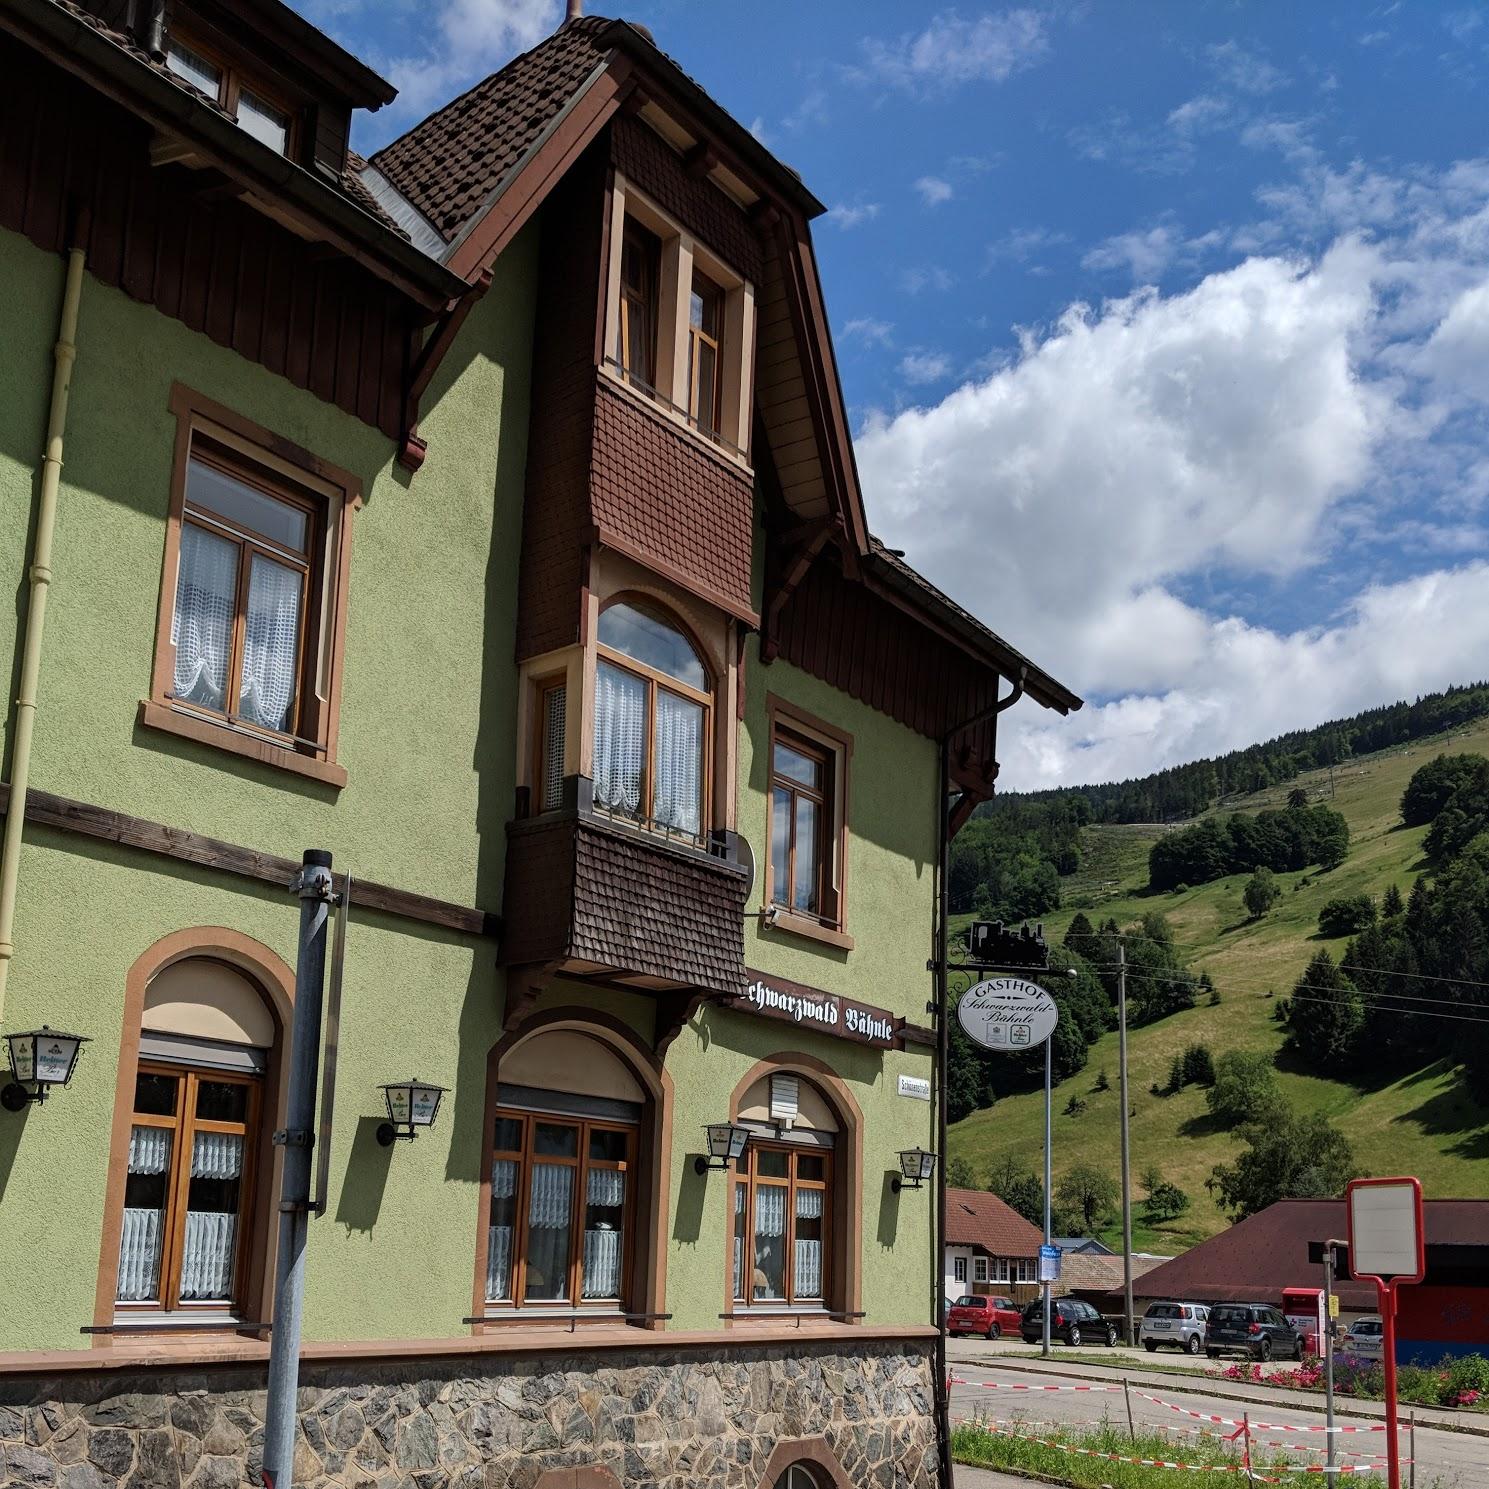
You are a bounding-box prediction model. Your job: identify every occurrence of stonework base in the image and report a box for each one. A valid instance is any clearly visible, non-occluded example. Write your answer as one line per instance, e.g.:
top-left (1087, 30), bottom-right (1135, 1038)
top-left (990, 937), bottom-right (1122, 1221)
top-left (0, 1339), bottom-right (936, 1489)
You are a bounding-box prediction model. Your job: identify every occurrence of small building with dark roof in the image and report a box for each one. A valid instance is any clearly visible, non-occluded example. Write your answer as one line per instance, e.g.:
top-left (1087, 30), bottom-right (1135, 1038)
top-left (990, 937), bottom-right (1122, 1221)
top-left (1129, 1199), bottom-right (1489, 1363)
top-left (943, 1187), bottom-right (1044, 1305)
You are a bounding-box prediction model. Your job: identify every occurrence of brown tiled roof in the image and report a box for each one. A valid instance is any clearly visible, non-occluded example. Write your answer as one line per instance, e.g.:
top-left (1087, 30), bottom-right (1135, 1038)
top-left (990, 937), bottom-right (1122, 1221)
top-left (945, 1189), bottom-right (1044, 1256)
top-left (1060, 1252), bottom-right (1169, 1296)
top-left (370, 17), bottom-right (612, 242)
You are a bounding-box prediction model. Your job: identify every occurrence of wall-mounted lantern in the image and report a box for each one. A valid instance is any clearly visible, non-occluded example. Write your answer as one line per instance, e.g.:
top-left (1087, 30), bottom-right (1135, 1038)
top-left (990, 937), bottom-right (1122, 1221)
top-left (892, 1146), bottom-right (937, 1192)
top-left (694, 1121), bottom-right (751, 1175)
top-left (376, 1079), bottom-right (447, 1147)
top-left (2, 1026), bottom-right (90, 1111)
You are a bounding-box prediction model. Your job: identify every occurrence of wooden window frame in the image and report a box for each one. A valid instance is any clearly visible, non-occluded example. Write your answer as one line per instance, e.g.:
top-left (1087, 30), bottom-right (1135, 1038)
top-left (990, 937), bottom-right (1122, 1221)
top-left (145, 384), bottom-right (360, 789)
top-left (593, 600), bottom-right (714, 842)
top-left (533, 674), bottom-right (569, 815)
top-left (165, 24), bottom-right (301, 160)
top-left (687, 268), bottom-right (725, 438)
top-left (484, 1109), bottom-right (637, 1313)
top-left (117, 1063), bottom-right (262, 1318)
top-left (617, 218), bottom-right (661, 389)
top-left (762, 695), bottom-right (853, 950)
top-left (730, 1140), bottom-right (832, 1310)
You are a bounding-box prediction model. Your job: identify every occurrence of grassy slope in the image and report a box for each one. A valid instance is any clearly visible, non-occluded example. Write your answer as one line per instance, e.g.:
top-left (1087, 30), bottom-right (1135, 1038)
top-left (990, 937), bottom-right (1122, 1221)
top-left (948, 718), bottom-right (1489, 1252)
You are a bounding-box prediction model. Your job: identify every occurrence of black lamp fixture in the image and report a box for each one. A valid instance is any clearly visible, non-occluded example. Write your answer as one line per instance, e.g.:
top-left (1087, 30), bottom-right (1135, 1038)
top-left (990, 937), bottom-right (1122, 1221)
top-left (376, 1079), bottom-right (447, 1147)
top-left (2, 1025), bottom-right (90, 1111)
top-left (694, 1121), bottom-right (751, 1175)
top-left (892, 1146), bottom-right (937, 1192)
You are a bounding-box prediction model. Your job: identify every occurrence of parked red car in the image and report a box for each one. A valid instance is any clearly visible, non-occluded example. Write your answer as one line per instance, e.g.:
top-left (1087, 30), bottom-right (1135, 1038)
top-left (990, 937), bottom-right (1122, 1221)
top-left (947, 1293), bottom-right (1022, 1339)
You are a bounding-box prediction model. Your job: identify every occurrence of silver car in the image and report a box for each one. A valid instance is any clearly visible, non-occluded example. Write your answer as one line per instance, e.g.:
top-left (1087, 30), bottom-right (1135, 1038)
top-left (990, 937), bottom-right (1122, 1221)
top-left (1341, 1316), bottom-right (1384, 1360)
top-left (1140, 1301), bottom-right (1210, 1355)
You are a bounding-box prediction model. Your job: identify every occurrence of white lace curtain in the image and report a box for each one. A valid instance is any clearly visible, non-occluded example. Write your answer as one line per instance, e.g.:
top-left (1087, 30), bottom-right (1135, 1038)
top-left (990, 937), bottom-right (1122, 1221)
top-left (117, 1209), bottom-right (163, 1302)
top-left (172, 523), bottom-right (235, 710)
top-left (128, 1126), bottom-right (172, 1174)
top-left (754, 1185), bottom-right (787, 1238)
top-left (582, 1168), bottom-right (626, 1299)
top-left (525, 1163), bottom-right (573, 1300)
top-left (487, 1158), bottom-right (518, 1300)
top-left (238, 556), bottom-right (300, 733)
top-left (593, 664), bottom-right (646, 816)
top-left (192, 1131), bottom-right (243, 1180)
top-left (794, 1188), bottom-right (824, 1299)
top-left (653, 691), bottom-right (702, 835)
top-left (179, 1213), bottom-right (237, 1300)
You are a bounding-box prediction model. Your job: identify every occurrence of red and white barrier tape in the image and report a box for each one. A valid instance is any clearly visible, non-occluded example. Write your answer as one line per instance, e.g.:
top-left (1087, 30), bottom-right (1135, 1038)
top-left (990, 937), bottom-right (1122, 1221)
top-left (948, 1375), bottom-right (1123, 1393)
top-left (964, 1422), bottom-right (1281, 1479)
top-left (1136, 1391), bottom-right (1387, 1433)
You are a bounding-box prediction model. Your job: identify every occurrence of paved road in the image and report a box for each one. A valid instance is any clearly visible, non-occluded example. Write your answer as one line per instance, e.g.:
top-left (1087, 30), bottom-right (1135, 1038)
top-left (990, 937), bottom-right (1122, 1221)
top-left (952, 1466), bottom-right (1040, 1489)
top-left (949, 1355), bottom-right (1488, 1486)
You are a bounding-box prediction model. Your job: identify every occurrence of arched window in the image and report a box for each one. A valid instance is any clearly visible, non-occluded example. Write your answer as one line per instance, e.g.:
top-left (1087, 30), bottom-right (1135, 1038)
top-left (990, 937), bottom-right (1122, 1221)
top-left (774, 1465), bottom-right (822, 1489)
top-left (593, 600), bottom-right (710, 839)
top-left (485, 1030), bottom-right (647, 1313)
top-left (115, 958), bottom-right (274, 1318)
top-left (732, 1072), bottom-right (839, 1309)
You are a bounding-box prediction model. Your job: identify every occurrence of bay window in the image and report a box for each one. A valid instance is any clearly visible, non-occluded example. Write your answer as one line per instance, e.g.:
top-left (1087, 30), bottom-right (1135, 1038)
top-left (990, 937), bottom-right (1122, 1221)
top-left (592, 600), bottom-right (710, 839)
top-left (486, 1111), bottom-right (635, 1308)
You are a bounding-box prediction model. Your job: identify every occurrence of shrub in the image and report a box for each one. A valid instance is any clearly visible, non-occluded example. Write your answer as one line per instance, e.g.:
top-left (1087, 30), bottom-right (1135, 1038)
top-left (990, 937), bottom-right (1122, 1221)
top-left (1063, 1095), bottom-right (1088, 1117)
top-left (1318, 894), bottom-right (1377, 938)
top-left (1093, 1068), bottom-right (1110, 1093)
top-left (1209, 986), bottom-right (1222, 1006)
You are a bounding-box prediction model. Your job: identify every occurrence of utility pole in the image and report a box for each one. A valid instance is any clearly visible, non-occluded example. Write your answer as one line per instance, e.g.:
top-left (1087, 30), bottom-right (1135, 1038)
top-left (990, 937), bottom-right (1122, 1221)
top-left (1042, 1034), bottom-right (1053, 1359)
top-left (262, 850), bottom-right (335, 1489)
top-left (1118, 940), bottom-right (1134, 1346)
top-left (1323, 1240), bottom-right (1340, 1481)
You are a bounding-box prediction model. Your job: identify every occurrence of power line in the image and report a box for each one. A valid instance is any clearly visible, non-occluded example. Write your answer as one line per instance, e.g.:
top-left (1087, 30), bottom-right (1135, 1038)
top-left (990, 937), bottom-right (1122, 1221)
top-left (1287, 994), bottom-right (1489, 1028)
top-left (1339, 963), bottom-right (1489, 993)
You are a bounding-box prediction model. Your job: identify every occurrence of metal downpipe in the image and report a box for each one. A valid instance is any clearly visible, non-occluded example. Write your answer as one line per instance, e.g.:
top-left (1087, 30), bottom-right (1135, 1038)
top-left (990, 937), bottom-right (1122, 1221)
top-left (0, 238), bottom-right (86, 1025)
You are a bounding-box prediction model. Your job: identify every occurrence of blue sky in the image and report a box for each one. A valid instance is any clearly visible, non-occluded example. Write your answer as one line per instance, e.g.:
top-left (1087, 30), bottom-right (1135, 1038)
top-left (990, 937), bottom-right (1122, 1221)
top-left (302, 1), bottom-right (1489, 789)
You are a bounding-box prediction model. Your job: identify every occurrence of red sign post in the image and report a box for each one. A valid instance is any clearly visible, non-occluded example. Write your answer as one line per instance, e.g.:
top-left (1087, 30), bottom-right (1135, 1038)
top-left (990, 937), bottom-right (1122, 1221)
top-left (1346, 1177), bottom-right (1425, 1489)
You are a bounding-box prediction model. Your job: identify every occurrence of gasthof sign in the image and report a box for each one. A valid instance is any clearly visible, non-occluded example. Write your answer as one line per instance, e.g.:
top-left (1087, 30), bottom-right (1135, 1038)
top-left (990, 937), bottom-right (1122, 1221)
top-left (956, 977), bottom-right (1059, 1052)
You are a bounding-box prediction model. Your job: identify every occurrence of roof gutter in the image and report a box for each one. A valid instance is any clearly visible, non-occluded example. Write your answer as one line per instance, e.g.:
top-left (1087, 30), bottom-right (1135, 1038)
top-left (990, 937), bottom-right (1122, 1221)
top-left (3, 0), bottom-right (467, 310)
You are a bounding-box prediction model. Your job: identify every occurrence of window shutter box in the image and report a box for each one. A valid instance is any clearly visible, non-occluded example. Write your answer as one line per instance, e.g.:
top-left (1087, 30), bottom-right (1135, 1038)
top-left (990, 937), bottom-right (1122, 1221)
top-left (770, 1073), bottom-right (799, 1126)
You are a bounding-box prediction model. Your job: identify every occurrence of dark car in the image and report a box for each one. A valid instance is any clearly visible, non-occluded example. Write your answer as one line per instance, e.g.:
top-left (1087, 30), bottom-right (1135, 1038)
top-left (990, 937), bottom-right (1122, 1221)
top-left (947, 1294), bottom-right (1023, 1339)
top-left (1020, 1297), bottom-right (1118, 1348)
top-left (1205, 1303), bottom-right (1302, 1362)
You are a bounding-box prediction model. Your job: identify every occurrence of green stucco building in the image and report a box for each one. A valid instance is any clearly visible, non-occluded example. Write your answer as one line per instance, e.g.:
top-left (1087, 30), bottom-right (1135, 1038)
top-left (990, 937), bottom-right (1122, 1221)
top-left (0, 4), bottom-right (1078, 1487)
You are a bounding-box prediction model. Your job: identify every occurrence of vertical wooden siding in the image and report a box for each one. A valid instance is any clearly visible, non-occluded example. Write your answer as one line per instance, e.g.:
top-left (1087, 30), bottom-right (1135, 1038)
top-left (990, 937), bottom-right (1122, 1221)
top-left (0, 40), bottom-right (412, 440)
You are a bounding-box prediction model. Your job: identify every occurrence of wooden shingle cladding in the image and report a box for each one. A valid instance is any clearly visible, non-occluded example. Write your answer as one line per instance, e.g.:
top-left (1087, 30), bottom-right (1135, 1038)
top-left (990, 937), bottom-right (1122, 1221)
top-left (500, 814), bottom-right (748, 998)
top-left (0, 42), bottom-right (417, 438)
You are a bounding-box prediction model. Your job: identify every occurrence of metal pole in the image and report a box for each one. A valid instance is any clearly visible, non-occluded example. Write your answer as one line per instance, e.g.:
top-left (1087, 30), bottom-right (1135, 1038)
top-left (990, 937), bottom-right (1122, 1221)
top-left (1323, 1243), bottom-right (1336, 1479)
top-left (932, 740), bottom-right (954, 1489)
top-left (1409, 1410), bottom-right (1416, 1489)
top-left (1042, 1034), bottom-right (1052, 1360)
top-left (1381, 1283), bottom-right (1401, 1489)
top-left (1117, 940), bottom-right (1133, 1346)
top-left (262, 849), bottom-right (335, 1489)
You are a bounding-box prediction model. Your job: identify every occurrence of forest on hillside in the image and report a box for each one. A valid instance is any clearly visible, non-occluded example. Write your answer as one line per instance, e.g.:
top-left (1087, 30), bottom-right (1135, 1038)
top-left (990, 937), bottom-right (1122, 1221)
top-left (949, 681), bottom-right (1489, 921)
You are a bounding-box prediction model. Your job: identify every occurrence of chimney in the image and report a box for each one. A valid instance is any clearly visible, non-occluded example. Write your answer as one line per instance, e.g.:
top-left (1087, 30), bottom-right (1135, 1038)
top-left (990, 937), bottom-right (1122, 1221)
top-left (566, 0), bottom-right (583, 18)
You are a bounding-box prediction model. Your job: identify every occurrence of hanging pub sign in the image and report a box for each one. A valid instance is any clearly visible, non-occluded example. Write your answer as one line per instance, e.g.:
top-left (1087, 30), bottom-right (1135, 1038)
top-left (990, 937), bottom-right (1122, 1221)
top-left (728, 969), bottom-right (904, 1049)
top-left (956, 977), bottom-right (1058, 1052)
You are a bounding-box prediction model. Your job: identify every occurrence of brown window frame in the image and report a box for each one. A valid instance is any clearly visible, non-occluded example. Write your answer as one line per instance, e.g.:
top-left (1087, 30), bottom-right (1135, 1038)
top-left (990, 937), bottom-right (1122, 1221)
top-left (116, 1063), bottom-right (262, 1318)
top-left (484, 1108), bottom-right (637, 1312)
top-left (164, 25), bottom-right (301, 160)
top-left (687, 268), bottom-right (725, 438)
top-left (731, 1141), bottom-right (832, 1310)
top-left (617, 218), bottom-right (661, 389)
top-left (763, 696), bottom-right (853, 948)
top-left (533, 674), bottom-right (569, 815)
top-left (145, 384), bottom-right (360, 788)
top-left (593, 600), bottom-right (714, 841)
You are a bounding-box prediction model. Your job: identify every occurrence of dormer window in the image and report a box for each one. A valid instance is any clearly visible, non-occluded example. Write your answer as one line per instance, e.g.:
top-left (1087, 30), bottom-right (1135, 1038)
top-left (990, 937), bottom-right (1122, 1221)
top-left (165, 32), bottom-right (296, 158)
top-left (604, 175), bottom-right (756, 462)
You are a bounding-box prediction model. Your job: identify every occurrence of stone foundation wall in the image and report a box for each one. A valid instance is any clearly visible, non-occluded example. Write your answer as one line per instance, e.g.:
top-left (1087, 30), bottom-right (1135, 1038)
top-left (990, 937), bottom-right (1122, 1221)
top-left (0, 1339), bottom-right (937, 1489)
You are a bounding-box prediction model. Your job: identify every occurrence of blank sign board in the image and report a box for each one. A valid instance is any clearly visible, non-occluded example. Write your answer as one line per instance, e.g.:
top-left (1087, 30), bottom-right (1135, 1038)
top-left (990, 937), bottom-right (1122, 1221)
top-left (1346, 1177), bottom-right (1424, 1283)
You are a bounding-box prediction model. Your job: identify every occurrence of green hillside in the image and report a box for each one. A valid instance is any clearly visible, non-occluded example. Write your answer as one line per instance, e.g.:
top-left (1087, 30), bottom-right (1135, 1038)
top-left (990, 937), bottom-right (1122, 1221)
top-left (948, 716), bottom-right (1489, 1252)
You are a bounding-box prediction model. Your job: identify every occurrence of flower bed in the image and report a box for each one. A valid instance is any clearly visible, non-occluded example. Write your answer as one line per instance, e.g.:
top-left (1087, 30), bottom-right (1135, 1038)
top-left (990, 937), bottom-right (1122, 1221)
top-left (1212, 1352), bottom-right (1489, 1411)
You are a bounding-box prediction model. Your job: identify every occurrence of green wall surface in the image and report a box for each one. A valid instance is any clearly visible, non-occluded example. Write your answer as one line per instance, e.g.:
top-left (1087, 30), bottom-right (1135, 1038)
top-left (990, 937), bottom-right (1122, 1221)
top-left (0, 223), bottom-right (940, 1354)
top-left (0, 223), bottom-right (537, 914)
top-left (738, 650), bottom-right (939, 1025)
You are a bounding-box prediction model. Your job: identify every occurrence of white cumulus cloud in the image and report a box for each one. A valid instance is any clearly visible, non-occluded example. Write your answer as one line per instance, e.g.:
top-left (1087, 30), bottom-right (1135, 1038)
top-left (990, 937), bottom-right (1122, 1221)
top-left (852, 8), bottom-right (1048, 92)
top-left (915, 176), bottom-right (955, 207)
